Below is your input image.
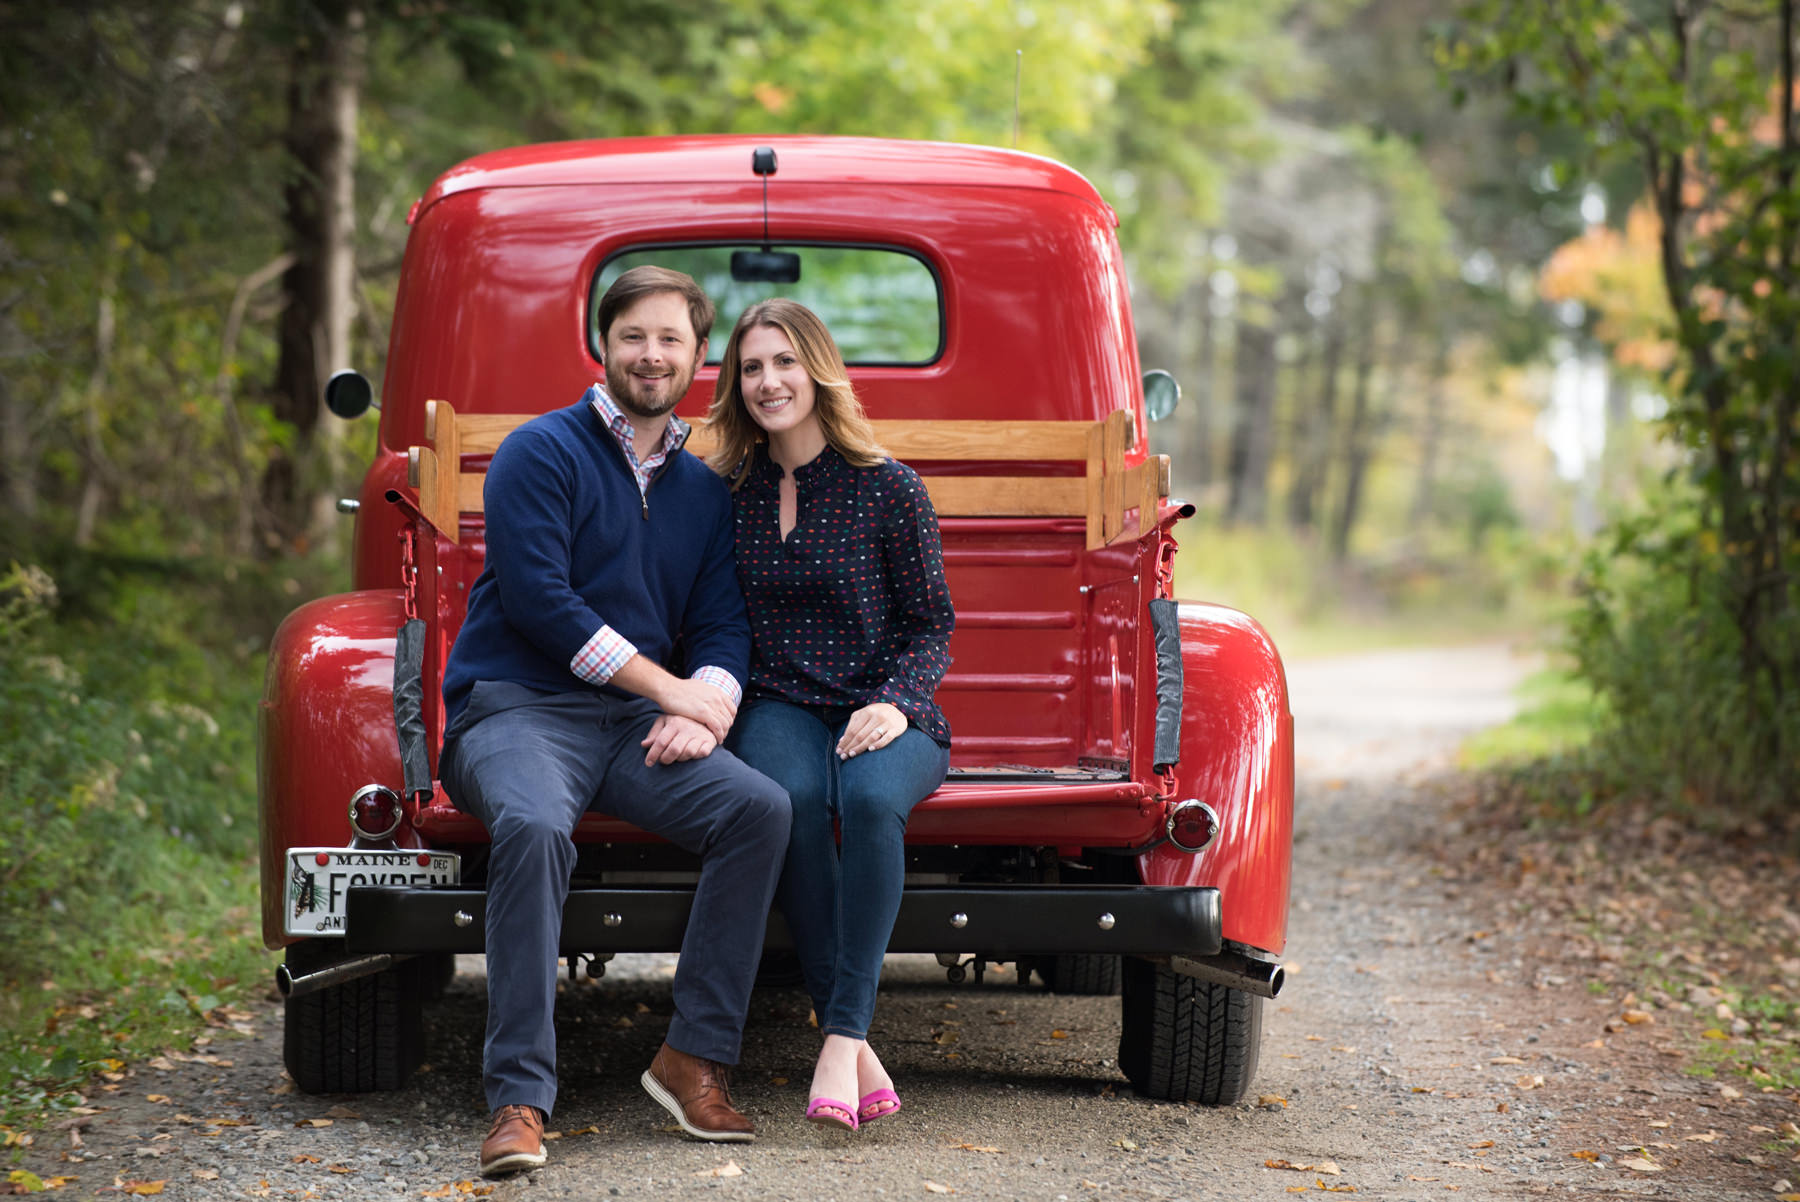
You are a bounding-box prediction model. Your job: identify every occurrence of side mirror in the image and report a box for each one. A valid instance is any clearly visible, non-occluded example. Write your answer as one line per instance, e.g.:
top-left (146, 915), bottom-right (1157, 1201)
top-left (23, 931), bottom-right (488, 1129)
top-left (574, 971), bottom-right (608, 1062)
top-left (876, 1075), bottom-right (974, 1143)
top-left (1143, 369), bottom-right (1180, 422)
top-left (324, 369), bottom-right (375, 419)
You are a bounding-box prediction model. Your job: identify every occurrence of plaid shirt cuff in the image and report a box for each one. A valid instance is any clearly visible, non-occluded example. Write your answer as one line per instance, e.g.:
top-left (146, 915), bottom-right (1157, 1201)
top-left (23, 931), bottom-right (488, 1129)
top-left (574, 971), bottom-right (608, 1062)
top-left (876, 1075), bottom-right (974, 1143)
top-left (691, 665), bottom-right (743, 707)
top-left (570, 624), bottom-right (638, 686)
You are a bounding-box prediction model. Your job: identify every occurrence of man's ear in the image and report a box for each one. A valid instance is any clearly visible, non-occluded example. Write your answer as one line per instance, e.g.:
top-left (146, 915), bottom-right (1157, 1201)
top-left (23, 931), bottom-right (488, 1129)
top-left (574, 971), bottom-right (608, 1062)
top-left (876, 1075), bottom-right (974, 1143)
top-left (694, 339), bottom-right (708, 367)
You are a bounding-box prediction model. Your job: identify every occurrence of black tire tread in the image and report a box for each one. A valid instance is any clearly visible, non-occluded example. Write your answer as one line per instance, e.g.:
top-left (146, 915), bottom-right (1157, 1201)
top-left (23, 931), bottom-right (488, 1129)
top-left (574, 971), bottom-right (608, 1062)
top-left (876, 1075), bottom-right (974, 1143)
top-left (1118, 957), bottom-right (1262, 1104)
top-left (1041, 953), bottom-right (1123, 996)
top-left (283, 942), bottom-right (425, 1094)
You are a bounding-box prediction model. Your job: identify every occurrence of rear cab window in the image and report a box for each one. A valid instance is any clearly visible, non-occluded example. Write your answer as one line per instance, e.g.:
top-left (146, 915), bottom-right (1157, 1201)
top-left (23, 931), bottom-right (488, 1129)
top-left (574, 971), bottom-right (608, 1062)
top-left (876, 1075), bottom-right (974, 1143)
top-left (591, 244), bottom-right (943, 365)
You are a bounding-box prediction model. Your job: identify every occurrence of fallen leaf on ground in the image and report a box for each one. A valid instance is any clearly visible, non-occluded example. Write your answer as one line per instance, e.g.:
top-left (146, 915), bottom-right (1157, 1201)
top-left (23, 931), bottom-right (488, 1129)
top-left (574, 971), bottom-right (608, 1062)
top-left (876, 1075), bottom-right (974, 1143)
top-left (321, 1105), bottom-right (361, 1119)
top-left (1258, 1095), bottom-right (1289, 1108)
top-left (145, 1057), bottom-right (175, 1072)
top-left (291, 1155), bottom-right (321, 1164)
top-left (192, 1171), bottom-right (219, 1181)
top-left (923, 1182), bottom-right (951, 1195)
top-left (144, 1095), bottom-right (171, 1105)
top-left (1571, 1150), bottom-right (1600, 1162)
top-left (1406, 1176), bottom-right (1439, 1182)
top-left (1048, 1030), bottom-right (1068, 1040)
top-left (1621, 1010), bottom-right (1653, 1025)
top-left (1467, 1141), bottom-right (1493, 1149)
top-left (952, 1144), bottom-right (1003, 1153)
top-left (120, 1184), bottom-right (166, 1197)
top-left (769, 1077), bottom-right (788, 1086)
top-left (1266, 1160), bottom-right (1340, 1175)
top-left (1315, 1183), bottom-right (1356, 1194)
top-left (1684, 1131), bottom-right (1720, 1143)
top-left (1515, 1075), bottom-right (1545, 1090)
top-left (1617, 1158), bottom-right (1662, 1172)
top-left (1488, 1057), bottom-right (1525, 1065)
top-left (1113, 1137), bottom-right (1139, 1151)
top-left (692, 1162), bottom-right (742, 1178)
top-left (327, 1165), bottom-right (353, 1174)
top-left (563, 1126), bottom-right (598, 1137)
top-left (1719, 1085), bottom-right (1743, 1099)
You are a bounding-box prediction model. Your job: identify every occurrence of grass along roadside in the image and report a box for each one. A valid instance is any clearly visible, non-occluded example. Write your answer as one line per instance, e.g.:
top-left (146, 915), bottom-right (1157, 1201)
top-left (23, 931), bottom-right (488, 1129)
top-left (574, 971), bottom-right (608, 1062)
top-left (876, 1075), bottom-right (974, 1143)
top-left (0, 555), bottom-right (296, 1134)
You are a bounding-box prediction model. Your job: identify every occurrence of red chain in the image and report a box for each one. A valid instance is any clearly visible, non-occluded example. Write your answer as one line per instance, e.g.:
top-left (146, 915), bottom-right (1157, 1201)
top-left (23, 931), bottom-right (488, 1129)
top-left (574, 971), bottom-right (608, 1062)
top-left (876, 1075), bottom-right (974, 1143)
top-left (400, 526), bottom-right (419, 621)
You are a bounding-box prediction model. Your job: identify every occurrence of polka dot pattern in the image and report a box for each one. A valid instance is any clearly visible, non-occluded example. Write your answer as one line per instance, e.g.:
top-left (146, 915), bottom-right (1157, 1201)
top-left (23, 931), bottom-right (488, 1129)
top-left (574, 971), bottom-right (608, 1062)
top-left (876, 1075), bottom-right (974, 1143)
top-left (733, 445), bottom-right (955, 746)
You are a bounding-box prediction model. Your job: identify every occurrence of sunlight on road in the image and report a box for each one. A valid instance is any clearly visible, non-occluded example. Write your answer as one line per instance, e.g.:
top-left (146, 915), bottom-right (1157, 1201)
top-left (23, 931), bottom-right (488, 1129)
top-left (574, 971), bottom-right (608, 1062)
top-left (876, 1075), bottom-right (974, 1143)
top-left (1286, 641), bottom-right (1542, 780)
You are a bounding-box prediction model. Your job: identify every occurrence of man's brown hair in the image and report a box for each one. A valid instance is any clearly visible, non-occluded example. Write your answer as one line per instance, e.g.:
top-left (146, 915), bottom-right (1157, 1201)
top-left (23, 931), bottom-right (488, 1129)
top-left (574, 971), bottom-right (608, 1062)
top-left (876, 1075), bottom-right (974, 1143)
top-left (595, 265), bottom-right (715, 346)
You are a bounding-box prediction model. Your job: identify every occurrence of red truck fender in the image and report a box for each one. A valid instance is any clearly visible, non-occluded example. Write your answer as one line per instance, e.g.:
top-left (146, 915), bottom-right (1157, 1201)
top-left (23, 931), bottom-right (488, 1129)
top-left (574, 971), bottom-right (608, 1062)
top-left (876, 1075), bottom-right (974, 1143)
top-left (1137, 603), bottom-right (1294, 958)
top-left (258, 589), bottom-right (411, 948)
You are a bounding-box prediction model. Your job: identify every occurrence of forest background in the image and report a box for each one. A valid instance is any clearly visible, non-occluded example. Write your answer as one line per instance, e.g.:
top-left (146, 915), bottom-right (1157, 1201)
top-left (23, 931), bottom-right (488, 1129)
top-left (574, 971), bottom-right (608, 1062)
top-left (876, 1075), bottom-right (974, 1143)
top-left (1, 0), bottom-right (1795, 1125)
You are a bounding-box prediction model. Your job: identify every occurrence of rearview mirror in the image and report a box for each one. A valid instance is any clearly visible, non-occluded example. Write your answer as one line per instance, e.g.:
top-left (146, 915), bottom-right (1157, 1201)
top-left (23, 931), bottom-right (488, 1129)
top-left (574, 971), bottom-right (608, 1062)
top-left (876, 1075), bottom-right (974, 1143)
top-left (731, 249), bottom-right (802, 284)
top-left (324, 369), bottom-right (375, 419)
top-left (1143, 369), bottom-right (1180, 422)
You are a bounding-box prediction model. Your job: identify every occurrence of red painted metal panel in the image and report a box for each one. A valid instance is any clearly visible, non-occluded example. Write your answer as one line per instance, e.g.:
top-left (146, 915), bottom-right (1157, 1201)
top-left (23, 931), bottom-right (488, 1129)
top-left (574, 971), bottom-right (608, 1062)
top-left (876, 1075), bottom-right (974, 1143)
top-left (1136, 604), bottom-right (1294, 957)
top-left (258, 591), bottom-right (414, 947)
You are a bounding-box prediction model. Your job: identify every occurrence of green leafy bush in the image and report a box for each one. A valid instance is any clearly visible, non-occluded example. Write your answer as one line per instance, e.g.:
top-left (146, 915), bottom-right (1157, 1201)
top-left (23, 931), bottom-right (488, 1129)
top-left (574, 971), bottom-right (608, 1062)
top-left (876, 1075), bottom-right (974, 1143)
top-left (0, 555), bottom-right (310, 1120)
top-left (1568, 487), bottom-right (1800, 825)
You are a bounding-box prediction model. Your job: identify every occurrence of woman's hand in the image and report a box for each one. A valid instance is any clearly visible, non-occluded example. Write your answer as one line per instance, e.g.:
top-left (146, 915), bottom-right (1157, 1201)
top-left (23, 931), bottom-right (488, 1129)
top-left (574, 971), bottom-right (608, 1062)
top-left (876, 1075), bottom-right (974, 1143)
top-left (836, 702), bottom-right (908, 760)
top-left (641, 714), bottom-right (719, 766)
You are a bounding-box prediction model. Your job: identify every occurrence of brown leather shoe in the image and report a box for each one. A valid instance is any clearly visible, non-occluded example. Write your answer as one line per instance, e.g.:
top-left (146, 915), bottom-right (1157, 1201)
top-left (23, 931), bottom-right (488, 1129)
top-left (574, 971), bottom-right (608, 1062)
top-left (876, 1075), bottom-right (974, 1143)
top-left (640, 1041), bottom-right (754, 1141)
top-left (479, 1104), bottom-right (547, 1177)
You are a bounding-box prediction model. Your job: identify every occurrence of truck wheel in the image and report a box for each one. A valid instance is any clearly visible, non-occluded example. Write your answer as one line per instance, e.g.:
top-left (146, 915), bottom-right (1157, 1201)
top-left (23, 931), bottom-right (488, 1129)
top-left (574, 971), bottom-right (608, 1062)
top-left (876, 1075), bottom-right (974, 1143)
top-left (1038, 954), bottom-right (1122, 995)
top-left (1117, 956), bottom-right (1263, 1104)
top-left (282, 942), bottom-right (425, 1094)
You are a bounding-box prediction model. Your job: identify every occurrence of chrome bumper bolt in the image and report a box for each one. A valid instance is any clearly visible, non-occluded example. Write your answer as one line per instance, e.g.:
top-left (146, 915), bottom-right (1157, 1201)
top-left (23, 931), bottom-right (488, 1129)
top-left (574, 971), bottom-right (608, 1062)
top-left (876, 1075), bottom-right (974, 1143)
top-left (603, 913), bottom-right (623, 928)
top-left (453, 910), bottom-right (472, 928)
top-left (950, 912), bottom-right (968, 929)
top-left (1098, 913), bottom-right (1116, 930)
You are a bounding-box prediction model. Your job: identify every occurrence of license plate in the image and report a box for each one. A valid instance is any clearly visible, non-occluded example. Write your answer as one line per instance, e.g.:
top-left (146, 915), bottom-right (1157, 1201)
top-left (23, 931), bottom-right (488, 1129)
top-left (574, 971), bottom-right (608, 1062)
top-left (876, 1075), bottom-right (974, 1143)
top-left (284, 847), bottom-right (460, 937)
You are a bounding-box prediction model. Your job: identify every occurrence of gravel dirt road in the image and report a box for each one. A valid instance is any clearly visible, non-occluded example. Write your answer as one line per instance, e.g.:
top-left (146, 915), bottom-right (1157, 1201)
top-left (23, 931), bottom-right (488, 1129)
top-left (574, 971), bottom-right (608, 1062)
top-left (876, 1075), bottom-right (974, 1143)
top-left (23, 642), bottom-right (1797, 1200)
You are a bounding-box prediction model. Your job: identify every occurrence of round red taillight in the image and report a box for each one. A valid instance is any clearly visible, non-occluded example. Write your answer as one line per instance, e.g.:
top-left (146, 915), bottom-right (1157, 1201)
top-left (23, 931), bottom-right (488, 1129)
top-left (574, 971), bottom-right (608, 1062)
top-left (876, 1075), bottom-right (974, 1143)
top-left (1166, 800), bottom-right (1219, 854)
top-left (348, 784), bottom-right (403, 841)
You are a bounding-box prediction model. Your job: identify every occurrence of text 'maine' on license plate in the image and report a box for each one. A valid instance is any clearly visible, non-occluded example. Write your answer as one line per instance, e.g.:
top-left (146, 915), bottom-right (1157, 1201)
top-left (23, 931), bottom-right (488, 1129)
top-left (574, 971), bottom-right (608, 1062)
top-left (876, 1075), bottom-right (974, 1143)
top-left (285, 847), bottom-right (460, 937)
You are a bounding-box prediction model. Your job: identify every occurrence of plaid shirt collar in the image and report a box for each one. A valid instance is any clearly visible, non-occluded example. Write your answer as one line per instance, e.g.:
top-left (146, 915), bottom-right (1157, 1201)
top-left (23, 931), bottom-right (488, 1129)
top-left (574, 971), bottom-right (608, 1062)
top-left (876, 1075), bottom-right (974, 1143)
top-left (586, 383), bottom-right (690, 470)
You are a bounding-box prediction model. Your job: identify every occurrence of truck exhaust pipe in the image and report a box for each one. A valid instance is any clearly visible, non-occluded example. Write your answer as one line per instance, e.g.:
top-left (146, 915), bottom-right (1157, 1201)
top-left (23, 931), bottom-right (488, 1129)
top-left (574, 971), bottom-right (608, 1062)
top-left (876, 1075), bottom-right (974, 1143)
top-left (1170, 950), bottom-right (1284, 999)
top-left (276, 952), bottom-right (414, 999)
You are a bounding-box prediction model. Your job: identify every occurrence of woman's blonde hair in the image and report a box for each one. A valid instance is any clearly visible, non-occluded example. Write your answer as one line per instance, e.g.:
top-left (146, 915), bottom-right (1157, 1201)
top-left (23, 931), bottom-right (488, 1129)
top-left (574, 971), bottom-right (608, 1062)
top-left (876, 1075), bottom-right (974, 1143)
top-left (705, 298), bottom-right (885, 486)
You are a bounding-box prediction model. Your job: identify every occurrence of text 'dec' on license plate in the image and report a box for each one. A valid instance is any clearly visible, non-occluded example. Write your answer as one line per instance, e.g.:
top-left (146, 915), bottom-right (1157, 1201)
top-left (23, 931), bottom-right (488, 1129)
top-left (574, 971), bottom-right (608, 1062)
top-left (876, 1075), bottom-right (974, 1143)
top-left (284, 847), bottom-right (460, 937)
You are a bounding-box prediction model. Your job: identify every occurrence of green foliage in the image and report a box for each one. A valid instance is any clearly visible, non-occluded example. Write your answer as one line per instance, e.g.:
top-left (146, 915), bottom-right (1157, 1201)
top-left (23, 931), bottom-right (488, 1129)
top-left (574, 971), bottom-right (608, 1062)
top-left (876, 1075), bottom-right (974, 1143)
top-left (1567, 485), bottom-right (1800, 821)
top-left (0, 555), bottom-right (324, 1121)
top-left (1442, 0), bottom-right (1800, 816)
top-left (1459, 664), bottom-right (1603, 769)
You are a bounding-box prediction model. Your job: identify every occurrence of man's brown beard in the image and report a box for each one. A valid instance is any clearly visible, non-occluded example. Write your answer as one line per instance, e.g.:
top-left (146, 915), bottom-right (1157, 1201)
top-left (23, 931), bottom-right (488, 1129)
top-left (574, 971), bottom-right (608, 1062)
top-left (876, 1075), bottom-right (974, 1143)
top-left (606, 359), bottom-right (695, 420)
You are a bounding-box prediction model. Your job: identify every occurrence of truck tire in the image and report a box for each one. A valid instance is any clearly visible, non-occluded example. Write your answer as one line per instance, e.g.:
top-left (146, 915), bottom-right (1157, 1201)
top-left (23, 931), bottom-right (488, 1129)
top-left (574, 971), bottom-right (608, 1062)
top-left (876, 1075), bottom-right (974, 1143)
top-left (1117, 956), bottom-right (1262, 1104)
top-left (1038, 954), bottom-right (1122, 995)
top-left (282, 942), bottom-right (425, 1094)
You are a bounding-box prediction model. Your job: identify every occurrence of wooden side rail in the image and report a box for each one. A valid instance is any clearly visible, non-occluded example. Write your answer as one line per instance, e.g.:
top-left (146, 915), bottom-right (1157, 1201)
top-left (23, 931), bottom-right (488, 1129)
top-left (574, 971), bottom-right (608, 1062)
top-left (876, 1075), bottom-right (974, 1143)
top-left (408, 402), bottom-right (1170, 549)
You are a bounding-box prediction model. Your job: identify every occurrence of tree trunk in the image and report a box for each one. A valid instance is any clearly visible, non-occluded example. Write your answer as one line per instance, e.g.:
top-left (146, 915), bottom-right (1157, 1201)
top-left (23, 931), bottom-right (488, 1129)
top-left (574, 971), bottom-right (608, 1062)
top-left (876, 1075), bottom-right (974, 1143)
top-left (262, 0), bottom-right (364, 554)
top-left (1408, 321), bottom-right (1451, 530)
top-left (1225, 314), bottom-right (1278, 525)
top-left (1187, 278), bottom-right (1214, 490)
top-left (0, 299), bottom-right (36, 529)
top-left (1287, 315), bottom-right (1341, 532)
top-left (74, 288), bottom-right (116, 548)
top-left (1329, 302), bottom-right (1380, 564)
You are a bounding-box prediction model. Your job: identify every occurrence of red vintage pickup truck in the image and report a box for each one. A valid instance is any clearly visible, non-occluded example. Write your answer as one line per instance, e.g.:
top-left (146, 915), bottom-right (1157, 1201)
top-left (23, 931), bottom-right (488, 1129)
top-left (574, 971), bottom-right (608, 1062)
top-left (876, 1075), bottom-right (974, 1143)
top-left (258, 134), bottom-right (1292, 1106)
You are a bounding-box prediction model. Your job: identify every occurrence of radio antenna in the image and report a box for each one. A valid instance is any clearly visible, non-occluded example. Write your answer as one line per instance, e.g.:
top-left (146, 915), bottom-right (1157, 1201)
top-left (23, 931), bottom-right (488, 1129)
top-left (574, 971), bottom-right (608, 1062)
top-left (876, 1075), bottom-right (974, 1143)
top-left (1012, 50), bottom-right (1022, 147)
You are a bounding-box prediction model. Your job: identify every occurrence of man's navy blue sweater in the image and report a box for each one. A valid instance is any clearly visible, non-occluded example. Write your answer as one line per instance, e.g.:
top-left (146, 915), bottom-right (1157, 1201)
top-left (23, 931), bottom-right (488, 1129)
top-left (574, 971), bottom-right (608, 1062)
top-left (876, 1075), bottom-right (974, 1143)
top-left (441, 399), bottom-right (749, 729)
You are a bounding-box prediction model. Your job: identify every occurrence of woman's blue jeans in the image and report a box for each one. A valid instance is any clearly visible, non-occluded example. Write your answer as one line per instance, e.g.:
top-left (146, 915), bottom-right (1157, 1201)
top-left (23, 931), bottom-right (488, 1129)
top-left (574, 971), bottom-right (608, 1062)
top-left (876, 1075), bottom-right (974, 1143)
top-left (727, 697), bottom-right (949, 1040)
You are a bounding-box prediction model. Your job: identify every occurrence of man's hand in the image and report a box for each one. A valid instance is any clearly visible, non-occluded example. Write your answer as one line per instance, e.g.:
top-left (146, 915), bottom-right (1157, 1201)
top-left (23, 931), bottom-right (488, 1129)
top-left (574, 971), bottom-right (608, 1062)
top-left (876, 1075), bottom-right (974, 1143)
top-left (654, 676), bottom-right (738, 743)
top-left (611, 656), bottom-right (739, 742)
top-left (641, 714), bottom-right (718, 765)
top-left (836, 702), bottom-right (908, 760)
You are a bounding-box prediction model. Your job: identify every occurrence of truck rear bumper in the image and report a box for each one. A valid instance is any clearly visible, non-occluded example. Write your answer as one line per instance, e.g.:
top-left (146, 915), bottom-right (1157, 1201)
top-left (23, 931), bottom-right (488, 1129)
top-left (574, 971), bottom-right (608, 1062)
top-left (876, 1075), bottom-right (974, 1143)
top-left (344, 883), bottom-right (1221, 960)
